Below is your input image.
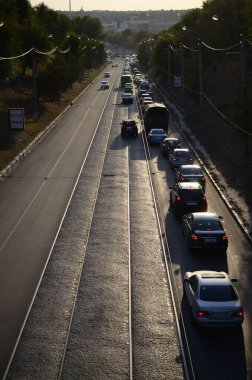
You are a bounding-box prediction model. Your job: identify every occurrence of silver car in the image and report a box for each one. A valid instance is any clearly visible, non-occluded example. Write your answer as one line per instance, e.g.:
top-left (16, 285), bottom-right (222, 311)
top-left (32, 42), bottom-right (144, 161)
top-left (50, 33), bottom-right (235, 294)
top-left (169, 148), bottom-right (193, 168)
top-left (184, 270), bottom-right (244, 327)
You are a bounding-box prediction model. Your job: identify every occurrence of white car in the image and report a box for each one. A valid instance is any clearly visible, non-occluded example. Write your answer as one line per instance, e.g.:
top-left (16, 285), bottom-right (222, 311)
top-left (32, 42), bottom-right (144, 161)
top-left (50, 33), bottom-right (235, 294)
top-left (100, 80), bottom-right (109, 90)
top-left (184, 270), bottom-right (244, 327)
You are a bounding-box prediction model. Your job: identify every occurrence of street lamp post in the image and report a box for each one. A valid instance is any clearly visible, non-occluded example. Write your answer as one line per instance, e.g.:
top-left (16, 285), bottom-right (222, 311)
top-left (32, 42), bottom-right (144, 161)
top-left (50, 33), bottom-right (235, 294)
top-left (212, 14), bottom-right (247, 84)
top-left (32, 48), bottom-right (38, 119)
top-left (182, 26), bottom-right (203, 111)
top-left (180, 43), bottom-right (185, 100)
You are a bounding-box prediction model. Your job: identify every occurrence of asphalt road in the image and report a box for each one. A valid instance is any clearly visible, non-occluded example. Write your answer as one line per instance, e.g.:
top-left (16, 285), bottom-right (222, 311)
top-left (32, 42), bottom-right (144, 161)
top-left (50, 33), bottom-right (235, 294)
top-left (1, 63), bottom-right (184, 379)
top-left (149, 117), bottom-right (252, 379)
top-left (1, 59), bottom-right (252, 380)
top-left (0, 64), bottom-right (120, 375)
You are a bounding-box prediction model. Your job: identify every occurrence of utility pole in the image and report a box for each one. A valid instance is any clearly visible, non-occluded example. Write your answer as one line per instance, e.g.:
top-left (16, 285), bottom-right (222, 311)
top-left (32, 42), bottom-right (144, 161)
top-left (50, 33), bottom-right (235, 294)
top-left (69, 0), bottom-right (71, 12)
top-left (198, 38), bottom-right (203, 111)
top-left (32, 48), bottom-right (39, 119)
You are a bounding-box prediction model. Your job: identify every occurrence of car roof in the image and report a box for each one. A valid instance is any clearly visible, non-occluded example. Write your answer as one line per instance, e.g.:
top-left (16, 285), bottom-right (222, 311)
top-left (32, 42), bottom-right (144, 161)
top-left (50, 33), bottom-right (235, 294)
top-left (173, 148), bottom-right (190, 153)
top-left (180, 164), bottom-right (201, 170)
top-left (177, 182), bottom-right (202, 190)
top-left (164, 137), bottom-right (180, 141)
top-left (122, 119), bottom-right (136, 123)
top-left (190, 212), bottom-right (219, 220)
top-left (196, 271), bottom-right (231, 286)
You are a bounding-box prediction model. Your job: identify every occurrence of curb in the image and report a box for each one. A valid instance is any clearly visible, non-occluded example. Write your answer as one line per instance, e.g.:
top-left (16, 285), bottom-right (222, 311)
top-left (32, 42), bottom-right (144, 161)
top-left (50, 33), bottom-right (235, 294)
top-left (154, 81), bottom-right (252, 245)
top-left (0, 79), bottom-right (95, 181)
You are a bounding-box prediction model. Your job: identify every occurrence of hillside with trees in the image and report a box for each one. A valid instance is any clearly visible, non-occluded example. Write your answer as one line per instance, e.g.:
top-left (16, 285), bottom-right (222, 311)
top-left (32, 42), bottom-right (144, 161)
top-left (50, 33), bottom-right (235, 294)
top-left (137, 0), bottom-right (252, 226)
top-left (0, 0), bottom-right (106, 106)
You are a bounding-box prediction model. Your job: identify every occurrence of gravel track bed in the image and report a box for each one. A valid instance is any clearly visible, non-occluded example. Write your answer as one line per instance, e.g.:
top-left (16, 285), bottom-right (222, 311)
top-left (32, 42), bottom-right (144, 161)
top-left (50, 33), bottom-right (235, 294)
top-left (6, 87), bottom-right (184, 379)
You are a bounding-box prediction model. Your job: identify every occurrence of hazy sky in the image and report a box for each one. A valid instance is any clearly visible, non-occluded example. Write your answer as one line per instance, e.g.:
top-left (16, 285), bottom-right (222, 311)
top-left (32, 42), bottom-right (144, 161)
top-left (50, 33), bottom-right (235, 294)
top-left (29, 0), bottom-right (204, 11)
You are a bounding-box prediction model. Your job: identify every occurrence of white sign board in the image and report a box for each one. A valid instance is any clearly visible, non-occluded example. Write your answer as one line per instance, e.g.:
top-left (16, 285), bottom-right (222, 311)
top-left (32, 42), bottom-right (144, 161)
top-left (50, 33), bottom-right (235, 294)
top-left (8, 108), bottom-right (25, 130)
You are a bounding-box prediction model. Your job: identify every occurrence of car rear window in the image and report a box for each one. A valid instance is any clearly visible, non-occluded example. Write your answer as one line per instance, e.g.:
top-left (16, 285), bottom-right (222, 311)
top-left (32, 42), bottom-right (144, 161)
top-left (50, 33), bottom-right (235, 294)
top-left (182, 168), bottom-right (202, 175)
top-left (165, 140), bottom-right (179, 146)
top-left (180, 189), bottom-right (203, 199)
top-left (194, 220), bottom-right (223, 231)
top-left (175, 151), bottom-right (191, 157)
top-left (200, 285), bottom-right (237, 301)
top-left (152, 130), bottom-right (165, 134)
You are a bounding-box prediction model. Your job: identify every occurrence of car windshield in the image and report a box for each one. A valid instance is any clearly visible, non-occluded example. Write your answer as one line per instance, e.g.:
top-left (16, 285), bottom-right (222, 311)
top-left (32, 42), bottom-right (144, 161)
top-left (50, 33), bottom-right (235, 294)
top-left (183, 167), bottom-right (202, 175)
top-left (200, 285), bottom-right (237, 301)
top-left (194, 219), bottom-right (223, 231)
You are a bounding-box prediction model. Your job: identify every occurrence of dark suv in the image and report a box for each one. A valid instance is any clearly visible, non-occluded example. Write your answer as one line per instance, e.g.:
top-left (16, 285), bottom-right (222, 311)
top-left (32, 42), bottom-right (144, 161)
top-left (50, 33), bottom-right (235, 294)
top-left (121, 119), bottom-right (138, 137)
top-left (169, 182), bottom-right (207, 216)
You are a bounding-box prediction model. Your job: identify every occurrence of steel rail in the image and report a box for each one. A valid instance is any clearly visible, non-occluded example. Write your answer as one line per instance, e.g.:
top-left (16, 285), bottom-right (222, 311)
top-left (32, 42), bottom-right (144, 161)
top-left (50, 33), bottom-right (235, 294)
top-left (56, 71), bottom-right (121, 379)
top-left (135, 90), bottom-right (195, 380)
top-left (3, 67), bottom-right (121, 380)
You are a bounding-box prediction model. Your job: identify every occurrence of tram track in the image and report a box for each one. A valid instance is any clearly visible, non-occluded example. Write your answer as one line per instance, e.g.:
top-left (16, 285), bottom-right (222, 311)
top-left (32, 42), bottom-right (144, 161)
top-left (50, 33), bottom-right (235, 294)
top-left (4, 67), bottom-right (186, 379)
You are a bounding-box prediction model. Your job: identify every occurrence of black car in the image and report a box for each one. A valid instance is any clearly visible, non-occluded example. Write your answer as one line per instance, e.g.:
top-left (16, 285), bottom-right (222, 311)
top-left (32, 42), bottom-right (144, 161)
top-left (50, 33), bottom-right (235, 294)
top-left (175, 164), bottom-right (206, 190)
top-left (169, 182), bottom-right (207, 216)
top-left (121, 119), bottom-right (138, 137)
top-left (160, 138), bottom-right (181, 157)
top-left (182, 212), bottom-right (228, 252)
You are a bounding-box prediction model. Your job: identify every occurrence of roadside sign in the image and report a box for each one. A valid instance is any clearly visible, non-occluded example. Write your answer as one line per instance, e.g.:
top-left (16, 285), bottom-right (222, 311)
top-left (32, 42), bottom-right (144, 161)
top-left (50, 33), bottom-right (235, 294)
top-left (8, 108), bottom-right (25, 130)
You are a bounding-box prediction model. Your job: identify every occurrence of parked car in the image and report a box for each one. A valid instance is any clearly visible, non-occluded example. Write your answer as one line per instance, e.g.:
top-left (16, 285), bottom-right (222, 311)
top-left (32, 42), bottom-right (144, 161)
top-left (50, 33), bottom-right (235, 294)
top-left (121, 119), bottom-right (138, 137)
top-left (175, 164), bottom-right (206, 190)
top-left (169, 182), bottom-right (207, 216)
top-left (148, 128), bottom-right (166, 145)
top-left (169, 148), bottom-right (193, 168)
top-left (100, 80), bottom-right (109, 90)
top-left (160, 138), bottom-right (181, 156)
top-left (183, 270), bottom-right (244, 327)
top-left (182, 212), bottom-right (228, 252)
top-left (122, 92), bottom-right (133, 104)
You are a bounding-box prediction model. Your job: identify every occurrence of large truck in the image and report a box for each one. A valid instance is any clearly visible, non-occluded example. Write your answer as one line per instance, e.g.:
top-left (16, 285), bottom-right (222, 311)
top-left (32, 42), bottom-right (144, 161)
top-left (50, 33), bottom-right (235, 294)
top-left (144, 102), bottom-right (169, 133)
top-left (121, 74), bottom-right (132, 88)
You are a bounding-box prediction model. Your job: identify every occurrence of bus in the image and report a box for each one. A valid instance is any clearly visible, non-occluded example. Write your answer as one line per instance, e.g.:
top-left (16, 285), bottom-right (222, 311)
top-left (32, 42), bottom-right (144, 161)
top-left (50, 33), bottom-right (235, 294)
top-left (121, 74), bottom-right (132, 88)
top-left (144, 102), bottom-right (169, 133)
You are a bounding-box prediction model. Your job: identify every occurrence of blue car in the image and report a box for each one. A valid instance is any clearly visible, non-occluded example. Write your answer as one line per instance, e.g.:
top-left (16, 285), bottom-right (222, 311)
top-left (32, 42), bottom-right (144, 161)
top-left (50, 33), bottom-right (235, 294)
top-left (147, 128), bottom-right (166, 145)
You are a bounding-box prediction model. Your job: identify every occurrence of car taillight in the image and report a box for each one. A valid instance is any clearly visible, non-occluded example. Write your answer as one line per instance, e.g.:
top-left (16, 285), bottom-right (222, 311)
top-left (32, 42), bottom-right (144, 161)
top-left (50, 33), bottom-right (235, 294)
top-left (202, 196), bottom-right (206, 202)
top-left (172, 158), bottom-right (176, 161)
top-left (176, 196), bottom-right (181, 202)
top-left (222, 234), bottom-right (228, 240)
top-left (187, 157), bottom-right (193, 161)
top-left (233, 310), bottom-right (244, 318)
top-left (191, 234), bottom-right (198, 240)
top-left (197, 311), bottom-right (209, 317)
top-left (180, 176), bottom-right (185, 181)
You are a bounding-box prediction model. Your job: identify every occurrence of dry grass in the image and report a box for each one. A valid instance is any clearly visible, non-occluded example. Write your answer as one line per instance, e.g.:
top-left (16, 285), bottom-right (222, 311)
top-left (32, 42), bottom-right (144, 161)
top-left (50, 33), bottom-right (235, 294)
top-left (0, 67), bottom-right (104, 171)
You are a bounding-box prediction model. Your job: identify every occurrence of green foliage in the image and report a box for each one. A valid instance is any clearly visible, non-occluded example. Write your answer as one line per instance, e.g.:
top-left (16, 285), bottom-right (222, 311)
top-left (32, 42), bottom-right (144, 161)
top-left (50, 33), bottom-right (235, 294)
top-left (0, 0), bottom-right (106, 99)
